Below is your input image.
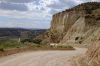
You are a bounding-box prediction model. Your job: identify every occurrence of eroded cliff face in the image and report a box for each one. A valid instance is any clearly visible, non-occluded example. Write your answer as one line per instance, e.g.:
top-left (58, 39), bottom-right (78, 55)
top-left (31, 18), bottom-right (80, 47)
top-left (34, 2), bottom-right (100, 66)
top-left (50, 10), bottom-right (80, 43)
top-left (86, 40), bottom-right (100, 66)
top-left (49, 2), bottom-right (100, 46)
top-left (72, 40), bottom-right (100, 66)
top-left (48, 2), bottom-right (100, 66)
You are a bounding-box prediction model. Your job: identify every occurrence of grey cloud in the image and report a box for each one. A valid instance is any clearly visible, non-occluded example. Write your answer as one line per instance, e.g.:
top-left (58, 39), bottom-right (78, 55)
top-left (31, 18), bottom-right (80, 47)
top-left (78, 0), bottom-right (100, 2)
top-left (39, 7), bottom-right (45, 11)
top-left (80, 0), bottom-right (94, 2)
top-left (48, 9), bottom-right (58, 14)
top-left (0, 0), bottom-right (33, 3)
top-left (33, 0), bottom-right (41, 5)
top-left (0, 2), bottom-right (28, 11)
top-left (97, 0), bottom-right (100, 2)
top-left (46, 0), bottom-right (81, 14)
top-left (47, 3), bottom-right (64, 9)
top-left (60, 0), bottom-right (80, 7)
top-left (46, 0), bottom-right (79, 9)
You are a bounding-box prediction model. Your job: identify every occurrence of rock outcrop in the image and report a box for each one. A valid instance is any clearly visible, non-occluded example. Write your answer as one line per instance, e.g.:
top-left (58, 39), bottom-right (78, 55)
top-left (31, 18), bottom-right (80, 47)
top-left (72, 40), bottom-right (100, 66)
top-left (86, 40), bottom-right (100, 66)
top-left (36, 2), bottom-right (100, 45)
top-left (34, 2), bottom-right (100, 66)
top-left (48, 2), bottom-right (100, 46)
top-left (40, 2), bottom-right (100, 66)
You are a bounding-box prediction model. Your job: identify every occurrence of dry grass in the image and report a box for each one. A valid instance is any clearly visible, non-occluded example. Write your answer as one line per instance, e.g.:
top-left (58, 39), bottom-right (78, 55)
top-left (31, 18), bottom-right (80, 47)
top-left (0, 44), bottom-right (74, 57)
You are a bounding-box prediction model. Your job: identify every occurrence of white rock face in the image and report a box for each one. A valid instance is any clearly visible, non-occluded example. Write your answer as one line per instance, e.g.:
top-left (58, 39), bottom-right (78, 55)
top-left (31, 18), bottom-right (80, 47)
top-left (48, 2), bottom-right (100, 66)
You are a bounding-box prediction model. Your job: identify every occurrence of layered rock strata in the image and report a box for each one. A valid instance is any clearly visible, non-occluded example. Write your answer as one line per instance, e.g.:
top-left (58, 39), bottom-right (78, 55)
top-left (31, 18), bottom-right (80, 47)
top-left (49, 2), bottom-right (100, 45)
top-left (42, 2), bottom-right (100, 66)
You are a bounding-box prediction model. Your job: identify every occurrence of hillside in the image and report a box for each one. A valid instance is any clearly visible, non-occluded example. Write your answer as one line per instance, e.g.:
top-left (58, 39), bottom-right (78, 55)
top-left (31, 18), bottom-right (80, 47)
top-left (0, 2), bottom-right (99, 66)
top-left (0, 28), bottom-right (47, 39)
top-left (38, 2), bottom-right (100, 44)
top-left (49, 2), bottom-right (100, 44)
top-left (40, 2), bottom-right (100, 66)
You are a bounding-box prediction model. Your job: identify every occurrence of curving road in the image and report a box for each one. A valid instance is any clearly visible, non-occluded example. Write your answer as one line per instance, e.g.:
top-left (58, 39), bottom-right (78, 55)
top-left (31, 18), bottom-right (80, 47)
top-left (0, 48), bottom-right (87, 66)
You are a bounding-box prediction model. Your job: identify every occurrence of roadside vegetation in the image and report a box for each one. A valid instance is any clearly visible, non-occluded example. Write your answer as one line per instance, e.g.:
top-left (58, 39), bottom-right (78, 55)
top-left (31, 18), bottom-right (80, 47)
top-left (0, 39), bottom-right (27, 51)
top-left (0, 38), bottom-right (74, 53)
top-left (0, 38), bottom-right (74, 57)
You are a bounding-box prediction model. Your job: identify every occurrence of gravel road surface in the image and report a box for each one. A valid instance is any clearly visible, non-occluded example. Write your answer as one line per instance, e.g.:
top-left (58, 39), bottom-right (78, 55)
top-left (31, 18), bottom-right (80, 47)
top-left (0, 48), bottom-right (87, 66)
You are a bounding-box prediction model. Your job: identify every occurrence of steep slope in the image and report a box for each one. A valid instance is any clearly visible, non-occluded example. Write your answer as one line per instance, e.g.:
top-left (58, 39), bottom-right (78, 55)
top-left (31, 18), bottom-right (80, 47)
top-left (36, 2), bottom-right (100, 45)
top-left (86, 40), bottom-right (100, 66)
top-left (72, 40), bottom-right (100, 66)
top-left (50, 9), bottom-right (81, 43)
top-left (61, 15), bottom-right (100, 45)
top-left (60, 17), bottom-right (85, 44)
top-left (48, 2), bottom-right (100, 46)
top-left (41, 2), bottom-right (100, 66)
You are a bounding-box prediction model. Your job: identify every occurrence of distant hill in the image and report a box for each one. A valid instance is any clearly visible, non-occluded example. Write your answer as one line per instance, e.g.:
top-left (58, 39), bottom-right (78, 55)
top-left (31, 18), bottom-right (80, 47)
top-left (0, 28), bottom-right (47, 39)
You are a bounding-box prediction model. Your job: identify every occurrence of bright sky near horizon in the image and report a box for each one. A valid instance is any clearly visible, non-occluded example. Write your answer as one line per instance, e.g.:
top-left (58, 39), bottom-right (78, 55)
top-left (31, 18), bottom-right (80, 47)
top-left (0, 0), bottom-right (99, 29)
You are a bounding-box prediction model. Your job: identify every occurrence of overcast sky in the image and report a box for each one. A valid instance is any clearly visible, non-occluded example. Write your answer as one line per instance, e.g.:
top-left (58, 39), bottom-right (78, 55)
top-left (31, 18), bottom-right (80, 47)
top-left (0, 0), bottom-right (99, 29)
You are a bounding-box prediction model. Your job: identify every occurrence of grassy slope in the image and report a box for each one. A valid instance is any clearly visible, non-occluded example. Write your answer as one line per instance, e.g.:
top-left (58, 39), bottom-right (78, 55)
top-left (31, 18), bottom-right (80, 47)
top-left (0, 39), bottom-right (27, 50)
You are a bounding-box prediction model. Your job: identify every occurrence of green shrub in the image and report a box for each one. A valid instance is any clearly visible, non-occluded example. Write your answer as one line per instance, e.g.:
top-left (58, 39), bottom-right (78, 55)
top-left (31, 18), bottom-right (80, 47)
top-left (21, 39), bottom-right (32, 43)
top-left (32, 39), bottom-right (42, 44)
top-left (0, 48), bottom-right (4, 52)
top-left (21, 38), bottom-right (42, 44)
top-left (0, 39), bottom-right (26, 49)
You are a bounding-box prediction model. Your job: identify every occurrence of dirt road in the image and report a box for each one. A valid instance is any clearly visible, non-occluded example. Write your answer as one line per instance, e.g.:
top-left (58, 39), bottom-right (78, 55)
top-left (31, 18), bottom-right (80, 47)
top-left (0, 48), bottom-right (87, 66)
